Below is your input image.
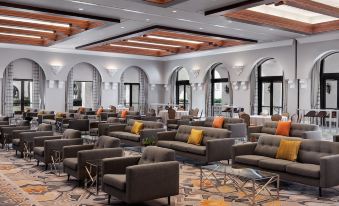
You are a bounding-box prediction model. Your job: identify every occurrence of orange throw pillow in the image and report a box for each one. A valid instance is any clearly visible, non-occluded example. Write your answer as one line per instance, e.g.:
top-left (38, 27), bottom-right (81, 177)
top-left (212, 116), bottom-right (224, 128)
top-left (96, 107), bottom-right (104, 116)
top-left (275, 121), bottom-right (292, 136)
top-left (121, 110), bottom-right (128, 118)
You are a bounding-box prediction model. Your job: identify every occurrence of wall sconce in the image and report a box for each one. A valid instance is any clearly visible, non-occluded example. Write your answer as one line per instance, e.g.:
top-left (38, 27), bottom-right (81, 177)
top-left (299, 79), bottom-right (307, 89)
top-left (197, 83), bottom-right (203, 90)
top-left (288, 79), bottom-right (296, 89)
top-left (232, 81), bottom-right (239, 90)
top-left (192, 68), bottom-right (200, 78)
top-left (233, 64), bottom-right (245, 76)
top-left (103, 82), bottom-right (111, 90)
top-left (50, 64), bottom-right (63, 75)
top-left (105, 66), bottom-right (118, 77)
top-left (48, 80), bottom-right (55, 88)
top-left (164, 84), bottom-right (169, 91)
top-left (240, 81), bottom-right (248, 90)
top-left (112, 82), bottom-right (118, 90)
top-left (150, 84), bottom-right (156, 91)
top-left (191, 83), bottom-right (197, 91)
top-left (58, 81), bottom-right (65, 89)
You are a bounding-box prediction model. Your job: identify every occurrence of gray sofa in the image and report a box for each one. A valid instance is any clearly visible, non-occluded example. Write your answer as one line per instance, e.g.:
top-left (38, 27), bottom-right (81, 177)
top-left (157, 125), bottom-right (234, 164)
top-left (63, 136), bottom-right (122, 184)
top-left (191, 117), bottom-right (247, 140)
top-left (249, 121), bottom-right (321, 141)
top-left (102, 146), bottom-right (179, 204)
top-left (107, 120), bottom-right (165, 146)
top-left (232, 135), bottom-right (339, 196)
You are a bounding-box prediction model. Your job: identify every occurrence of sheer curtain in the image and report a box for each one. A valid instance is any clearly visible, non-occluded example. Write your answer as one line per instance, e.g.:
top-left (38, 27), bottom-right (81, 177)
top-left (283, 79), bottom-right (288, 112)
top-left (310, 61), bottom-right (321, 109)
top-left (119, 72), bottom-right (125, 105)
top-left (32, 62), bottom-right (45, 110)
top-left (2, 63), bottom-right (13, 116)
top-left (92, 67), bottom-right (102, 110)
top-left (65, 68), bottom-right (74, 112)
top-left (138, 69), bottom-right (148, 114)
top-left (250, 65), bottom-right (259, 115)
top-left (169, 68), bottom-right (178, 104)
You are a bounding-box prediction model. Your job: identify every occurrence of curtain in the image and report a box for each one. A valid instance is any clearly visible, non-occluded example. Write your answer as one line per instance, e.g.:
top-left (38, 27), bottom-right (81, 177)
top-left (205, 71), bottom-right (212, 117)
top-left (169, 69), bottom-right (178, 104)
top-left (32, 62), bottom-right (45, 110)
top-left (250, 64), bottom-right (259, 115)
top-left (227, 71), bottom-right (233, 106)
top-left (2, 63), bottom-right (13, 116)
top-left (92, 67), bottom-right (102, 110)
top-left (283, 78), bottom-right (288, 112)
top-left (138, 69), bottom-right (148, 114)
top-left (119, 72), bottom-right (125, 105)
top-left (310, 61), bottom-right (321, 109)
top-left (65, 68), bottom-right (74, 112)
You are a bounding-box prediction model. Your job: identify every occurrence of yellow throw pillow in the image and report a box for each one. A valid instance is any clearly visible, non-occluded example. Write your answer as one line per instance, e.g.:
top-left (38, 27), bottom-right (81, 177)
top-left (276, 139), bottom-right (302, 161)
top-left (55, 112), bottom-right (64, 118)
top-left (131, 121), bottom-right (144, 135)
top-left (187, 129), bottom-right (204, 145)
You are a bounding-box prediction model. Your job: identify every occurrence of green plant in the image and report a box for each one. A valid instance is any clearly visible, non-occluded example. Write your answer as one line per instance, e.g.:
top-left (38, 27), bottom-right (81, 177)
top-left (142, 137), bottom-right (156, 146)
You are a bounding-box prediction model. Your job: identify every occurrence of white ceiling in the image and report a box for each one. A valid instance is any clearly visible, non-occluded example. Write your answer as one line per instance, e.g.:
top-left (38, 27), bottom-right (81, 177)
top-left (0, 0), bottom-right (327, 51)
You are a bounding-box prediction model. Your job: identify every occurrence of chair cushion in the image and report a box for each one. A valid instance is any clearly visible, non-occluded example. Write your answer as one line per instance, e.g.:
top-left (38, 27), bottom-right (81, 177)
top-left (33, 147), bottom-right (44, 156)
top-left (275, 139), bottom-right (302, 161)
top-left (187, 129), bottom-right (203, 146)
top-left (103, 174), bottom-right (126, 191)
top-left (275, 121), bottom-right (292, 136)
top-left (258, 158), bottom-right (294, 172)
top-left (63, 158), bottom-right (78, 170)
top-left (157, 141), bottom-right (172, 149)
top-left (170, 141), bottom-right (189, 152)
top-left (185, 144), bottom-right (206, 155)
top-left (286, 163), bottom-right (320, 178)
top-left (235, 155), bottom-right (270, 166)
top-left (12, 138), bottom-right (20, 146)
top-left (158, 141), bottom-right (206, 155)
top-left (109, 131), bottom-right (140, 142)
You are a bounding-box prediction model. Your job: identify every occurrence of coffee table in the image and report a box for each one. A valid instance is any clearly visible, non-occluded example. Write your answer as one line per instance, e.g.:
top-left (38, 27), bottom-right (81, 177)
top-left (85, 159), bottom-right (102, 195)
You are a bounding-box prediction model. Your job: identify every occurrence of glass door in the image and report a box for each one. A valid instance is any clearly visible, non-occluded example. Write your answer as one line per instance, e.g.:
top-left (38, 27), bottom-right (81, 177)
top-left (177, 84), bottom-right (190, 110)
top-left (125, 83), bottom-right (140, 109)
top-left (273, 82), bottom-right (283, 114)
top-left (324, 79), bottom-right (339, 109)
top-left (13, 79), bottom-right (33, 112)
top-left (261, 82), bottom-right (271, 115)
top-left (259, 81), bottom-right (283, 115)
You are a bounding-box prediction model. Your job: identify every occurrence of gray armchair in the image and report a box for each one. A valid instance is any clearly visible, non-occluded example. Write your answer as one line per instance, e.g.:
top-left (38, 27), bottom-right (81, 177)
top-left (12, 124), bottom-right (53, 156)
top-left (167, 115), bottom-right (192, 131)
top-left (63, 136), bottom-right (121, 184)
top-left (66, 119), bottom-right (90, 134)
top-left (33, 129), bottom-right (82, 169)
top-left (102, 146), bottom-right (179, 205)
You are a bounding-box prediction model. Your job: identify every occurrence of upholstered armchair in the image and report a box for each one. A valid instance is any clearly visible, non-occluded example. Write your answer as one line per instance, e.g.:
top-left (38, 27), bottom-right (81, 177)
top-left (65, 119), bottom-right (90, 134)
top-left (167, 115), bottom-right (192, 131)
top-left (11, 124), bottom-right (53, 156)
top-left (63, 136), bottom-right (122, 184)
top-left (33, 129), bottom-right (82, 169)
top-left (0, 125), bottom-right (29, 149)
top-left (0, 116), bottom-right (9, 126)
top-left (102, 146), bottom-right (179, 205)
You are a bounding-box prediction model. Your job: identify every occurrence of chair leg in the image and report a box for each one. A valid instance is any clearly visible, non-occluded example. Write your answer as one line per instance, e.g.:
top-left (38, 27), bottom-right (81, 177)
top-left (67, 174), bottom-right (70, 181)
top-left (15, 150), bottom-right (17, 156)
top-left (45, 164), bottom-right (48, 170)
top-left (319, 187), bottom-right (322, 197)
top-left (37, 160), bottom-right (39, 166)
top-left (168, 196), bottom-right (171, 205)
top-left (108, 195), bottom-right (111, 204)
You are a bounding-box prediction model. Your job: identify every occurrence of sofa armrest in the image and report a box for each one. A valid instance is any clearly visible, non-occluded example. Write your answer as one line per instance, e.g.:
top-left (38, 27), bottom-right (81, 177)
top-left (102, 156), bottom-right (141, 175)
top-left (206, 138), bottom-right (235, 162)
top-left (320, 154), bottom-right (339, 188)
top-left (231, 143), bottom-right (257, 163)
top-left (141, 128), bottom-right (166, 141)
top-left (226, 123), bottom-right (247, 139)
top-left (167, 119), bottom-right (178, 125)
top-left (157, 131), bottom-right (176, 141)
top-left (302, 131), bottom-right (322, 140)
top-left (0, 121), bottom-right (8, 125)
top-left (248, 126), bottom-right (263, 134)
top-left (44, 138), bottom-right (83, 161)
top-left (177, 119), bottom-right (190, 126)
top-left (34, 135), bottom-right (62, 147)
top-left (190, 120), bottom-right (204, 126)
top-left (63, 144), bottom-right (94, 159)
top-left (107, 124), bottom-right (126, 133)
top-left (20, 131), bottom-right (54, 144)
top-left (126, 161), bottom-right (179, 202)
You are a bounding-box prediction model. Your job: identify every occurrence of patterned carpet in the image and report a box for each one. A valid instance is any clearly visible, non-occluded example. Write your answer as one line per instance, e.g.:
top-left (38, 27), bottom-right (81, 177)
top-left (1, 149), bottom-right (339, 206)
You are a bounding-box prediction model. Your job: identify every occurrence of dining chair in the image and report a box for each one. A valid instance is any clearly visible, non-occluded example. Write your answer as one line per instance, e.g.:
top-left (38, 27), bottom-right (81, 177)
top-left (271, 114), bottom-right (282, 121)
top-left (168, 107), bottom-right (176, 120)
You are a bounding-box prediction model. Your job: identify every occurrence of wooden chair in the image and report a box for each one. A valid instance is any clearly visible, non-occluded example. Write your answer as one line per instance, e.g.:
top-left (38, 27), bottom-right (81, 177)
top-left (290, 114), bottom-right (299, 123)
top-left (304, 110), bottom-right (317, 124)
top-left (271, 114), bottom-right (282, 121)
top-left (168, 107), bottom-right (176, 120)
top-left (282, 112), bottom-right (289, 119)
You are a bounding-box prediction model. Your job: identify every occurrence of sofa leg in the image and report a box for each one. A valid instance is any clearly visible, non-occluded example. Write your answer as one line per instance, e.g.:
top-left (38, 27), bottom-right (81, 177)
top-left (45, 164), bottom-right (48, 170)
top-left (168, 196), bottom-right (171, 205)
top-left (319, 187), bottom-right (322, 197)
top-left (37, 160), bottom-right (39, 166)
top-left (15, 150), bottom-right (17, 156)
top-left (108, 195), bottom-right (111, 204)
top-left (67, 174), bottom-right (70, 181)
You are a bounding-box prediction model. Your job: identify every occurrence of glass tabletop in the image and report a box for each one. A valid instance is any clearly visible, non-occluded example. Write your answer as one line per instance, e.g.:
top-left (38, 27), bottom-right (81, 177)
top-left (226, 167), bottom-right (278, 180)
top-left (86, 159), bottom-right (102, 167)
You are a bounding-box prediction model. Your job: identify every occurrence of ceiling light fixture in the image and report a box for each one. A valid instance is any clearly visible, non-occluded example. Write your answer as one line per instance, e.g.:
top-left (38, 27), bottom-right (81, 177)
top-left (120, 26), bottom-right (125, 29)
top-left (69, 0), bottom-right (96, 6)
top-left (147, 35), bottom-right (203, 44)
top-left (177, 18), bottom-right (194, 22)
top-left (127, 40), bottom-right (181, 48)
top-left (172, 10), bottom-right (177, 13)
top-left (0, 32), bottom-right (41, 39)
top-left (110, 44), bottom-right (164, 51)
top-left (0, 16), bottom-right (70, 28)
top-left (0, 25), bottom-right (54, 33)
top-left (78, 8), bottom-right (84, 10)
top-left (214, 25), bottom-right (227, 28)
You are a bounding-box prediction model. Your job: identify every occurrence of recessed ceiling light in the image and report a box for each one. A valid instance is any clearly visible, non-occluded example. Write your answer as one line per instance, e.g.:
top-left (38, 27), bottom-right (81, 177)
top-left (0, 16), bottom-right (70, 28)
top-left (78, 8), bottom-right (84, 10)
top-left (227, 20), bottom-right (233, 23)
top-left (269, 28), bottom-right (275, 31)
top-left (172, 10), bottom-right (177, 13)
top-left (0, 32), bottom-right (41, 39)
top-left (70, 0), bottom-right (96, 6)
top-left (120, 26), bottom-right (125, 29)
top-left (110, 44), bottom-right (164, 51)
top-left (127, 40), bottom-right (181, 48)
top-left (146, 19), bottom-right (150, 21)
top-left (199, 27), bottom-right (203, 30)
top-left (147, 35), bottom-right (204, 44)
top-left (214, 25), bottom-right (227, 28)
top-left (233, 28), bottom-right (243, 31)
top-left (0, 25), bottom-right (54, 33)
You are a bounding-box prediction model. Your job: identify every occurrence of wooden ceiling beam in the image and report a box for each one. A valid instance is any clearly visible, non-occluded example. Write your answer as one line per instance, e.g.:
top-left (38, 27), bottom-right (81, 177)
top-left (116, 41), bottom-right (179, 53)
top-left (145, 0), bottom-right (174, 4)
top-left (281, 0), bottom-right (339, 18)
top-left (89, 45), bottom-right (172, 57)
top-left (0, 34), bottom-right (44, 45)
top-left (0, 8), bottom-right (90, 29)
top-left (205, 0), bottom-right (276, 15)
top-left (313, 20), bottom-right (339, 34)
top-left (224, 10), bottom-right (313, 34)
top-left (131, 36), bottom-right (199, 50)
top-left (0, 27), bottom-right (56, 40)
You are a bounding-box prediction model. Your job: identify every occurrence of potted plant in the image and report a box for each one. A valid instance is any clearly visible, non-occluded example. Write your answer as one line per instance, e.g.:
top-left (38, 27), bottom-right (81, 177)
top-left (142, 137), bottom-right (156, 147)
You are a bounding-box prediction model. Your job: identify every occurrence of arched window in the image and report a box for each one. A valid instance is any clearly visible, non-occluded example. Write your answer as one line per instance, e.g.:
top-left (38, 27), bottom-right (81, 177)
top-left (176, 68), bottom-right (190, 110)
top-left (320, 53), bottom-right (339, 109)
top-left (258, 59), bottom-right (283, 115)
top-left (211, 65), bottom-right (229, 108)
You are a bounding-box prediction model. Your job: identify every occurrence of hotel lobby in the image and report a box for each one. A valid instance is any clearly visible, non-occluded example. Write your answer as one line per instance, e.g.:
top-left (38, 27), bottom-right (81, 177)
top-left (0, 0), bottom-right (339, 205)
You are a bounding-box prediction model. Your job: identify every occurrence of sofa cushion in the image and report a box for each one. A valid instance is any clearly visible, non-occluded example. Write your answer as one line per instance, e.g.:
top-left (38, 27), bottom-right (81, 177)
top-left (170, 141), bottom-right (190, 152)
top-left (63, 158), bottom-right (78, 170)
top-left (103, 174), bottom-right (126, 191)
top-left (167, 124), bottom-right (179, 129)
top-left (186, 144), bottom-right (206, 155)
top-left (109, 131), bottom-right (140, 142)
top-left (258, 158), bottom-right (294, 172)
top-left (12, 138), bottom-right (20, 146)
top-left (33, 147), bottom-right (44, 156)
top-left (286, 163), bottom-right (320, 178)
top-left (203, 118), bottom-right (214, 127)
top-left (298, 140), bottom-right (339, 165)
top-left (174, 127), bottom-right (191, 142)
top-left (290, 123), bottom-right (319, 137)
top-left (157, 141), bottom-right (172, 149)
top-left (261, 122), bottom-right (278, 135)
top-left (235, 155), bottom-right (270, 166)
top-left (250, 133), bottom-right (266, 140)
